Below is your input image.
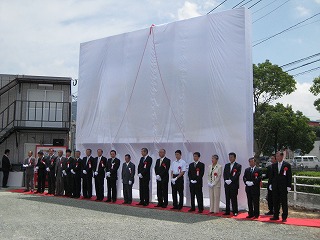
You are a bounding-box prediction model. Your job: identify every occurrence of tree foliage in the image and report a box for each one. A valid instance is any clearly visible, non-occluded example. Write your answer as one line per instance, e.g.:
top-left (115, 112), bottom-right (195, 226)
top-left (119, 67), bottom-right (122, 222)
top-left (309, 76), bottom-right (320, 112)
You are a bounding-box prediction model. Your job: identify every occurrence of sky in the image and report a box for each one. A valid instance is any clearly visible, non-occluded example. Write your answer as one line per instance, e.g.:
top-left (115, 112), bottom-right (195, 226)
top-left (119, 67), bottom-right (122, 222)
top-left (0, 0), bottom-right (319, 119)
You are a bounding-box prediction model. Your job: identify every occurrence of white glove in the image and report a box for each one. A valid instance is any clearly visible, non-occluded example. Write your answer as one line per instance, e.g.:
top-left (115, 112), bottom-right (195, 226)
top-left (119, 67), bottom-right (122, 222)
top-left (138, 173), bottom-right (143, 179)
top-left (23, 164), bottom-right (27, 168)
top-left (156, 175), bottom-right (161, 181)
top-left (207, 182), bottom-right (213, 188)
top-left (62, 170), bottom-right (66, 175)
top-left (225, 179), bottom-right (232, 185)
top-left (71, 169), bottom-right (75, 175)
top-left (191, 180), bottom-right (197, 184)
top-left (46, 167), bottom-right (50, 172)
top-left (35, 166), bottom-right (39, 170)
top-left (269, 185), bottom-right (272, 191)
top-left (246, 181), bottom-right (253, 186)
top-left (82, 170), bottom-right (87, 175)
top-left (94, 171), bottom-right (98, 176)
top-left (287, 187), bottom-right (291, 191)
top-left (171, 179), bottom-right (176, 185)
top-left (106, 172), bottom-right (111, 178)
top-left (262, 173), bottom-right (266, 178)
top-left (128, 180), bottom-right (132, 185)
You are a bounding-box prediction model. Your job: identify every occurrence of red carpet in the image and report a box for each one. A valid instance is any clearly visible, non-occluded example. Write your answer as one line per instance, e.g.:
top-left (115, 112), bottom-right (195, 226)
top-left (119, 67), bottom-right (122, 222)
top-left (8, 188), bottom-right (320, 228)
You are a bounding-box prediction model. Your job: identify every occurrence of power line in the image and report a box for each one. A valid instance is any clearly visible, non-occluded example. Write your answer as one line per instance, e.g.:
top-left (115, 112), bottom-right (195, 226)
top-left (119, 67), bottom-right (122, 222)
top-left (253, 0), bottom-right (291, 23)
top-left (285, 59), bottom-right (320, 72)
top-left (281, 53), bottom-right (320, 68)
top-left (252, 0), bottom-right (277, 14)
top-left (232, 0), bottom-right (246, 9)
top-left (248, 0), bottom-right (263, 9)
top-left (207, 0), bottom-right (228, 14)
top-left (253, 12), bottom-right (320, 47)
top-left (239, 0), bottom-right (255, 8)
top-left (292, 67), bottom-right (320, 77)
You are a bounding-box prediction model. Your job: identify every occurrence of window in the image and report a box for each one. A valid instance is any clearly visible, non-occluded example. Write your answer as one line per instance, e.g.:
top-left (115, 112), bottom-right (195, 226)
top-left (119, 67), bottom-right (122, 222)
top-left (26, 89), bottom-right (63, 127)
top-left (308, 157), bottom-right (314, 162)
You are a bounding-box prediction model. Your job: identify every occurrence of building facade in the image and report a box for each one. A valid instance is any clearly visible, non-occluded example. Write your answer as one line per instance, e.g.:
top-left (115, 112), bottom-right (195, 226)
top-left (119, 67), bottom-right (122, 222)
top-left (0, 74), bottom-right (71, 164)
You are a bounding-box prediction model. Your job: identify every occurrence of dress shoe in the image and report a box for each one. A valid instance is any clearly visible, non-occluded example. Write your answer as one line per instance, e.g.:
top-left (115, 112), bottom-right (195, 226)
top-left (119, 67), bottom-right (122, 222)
top-left (154, 204), bottom-right (162, 207)
top-left (122, 202), bottom-right (128, 204)
top-left (24, 190), bottom-right (29, 192)
top-left (162, 205), bottom-right (167, 208)
top-left (223, 212), bottom-right (230, 215)
top-left (233, 213), bottom-right (238, 216)
top-left (198, 210), bottom-right (203, 213)
top-left (34, 191), bottom-right (40, 194)
top-left (265, 211), bottom-right (273, 215)
top-left (177, 206), bottom-right (183, 210)
top-left (127, 202), bottom-right (132, 204)
top-left (253, 216), bottom-right (259, 219)
top-left (136, 202), bottom-right (144, 205)
top-left (2, 186), bottom-right (8, 188)
top-left (105, 199), bottom-right (111, 202)
top-left (143, 203), bottom-right (149, 206)
top-left (246, 215), bottom-right (254, 218)
top-left (188, 208), bottom-right (195, 212)
top-left (270, 217), bottom-right (279, 220)
top-left (171, 207), bottom-right (178, 210)
top-left (112, 200), bottom-right (116, 203)
top-left (282, 218), bottom-right (287, 222)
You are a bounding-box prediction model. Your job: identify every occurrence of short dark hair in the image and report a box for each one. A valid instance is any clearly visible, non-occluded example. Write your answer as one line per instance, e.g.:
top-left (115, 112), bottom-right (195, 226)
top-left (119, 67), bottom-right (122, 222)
top-left (38, 151), bottom-right (44, 155)
top-left (229, 152), bottom-right (236, 158)
top-left (125, 154), bottom-right (131, 159)
top-left (110, 150), bottom-right (116, 155)
top-left (193, 152), bottom-right (200, 157)
top-left (97, 149), bottom-right (103, 153)
top-left (141, 148), bottom-right (148, 154)
top-left (86, 149), bottom-right (92, 153)
top-left (75, 150), bottom-right (81, 154)
top-left (213, 154), bottom-right (219, 160)
top-left (175, 150), bottom-right (182, 155)
top-left (66, 149), bottom-right (72, 153)
top-left (4, 149), bottom-right (10, 154)
top-left (248, 157), bottom-right (255, 162)
top-left (271, 154), bottom-right (276, 158)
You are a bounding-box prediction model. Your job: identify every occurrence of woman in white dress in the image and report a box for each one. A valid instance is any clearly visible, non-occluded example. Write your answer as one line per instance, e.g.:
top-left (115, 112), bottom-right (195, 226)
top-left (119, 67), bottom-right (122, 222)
top-left (208, 154), bottom-right (222, 213)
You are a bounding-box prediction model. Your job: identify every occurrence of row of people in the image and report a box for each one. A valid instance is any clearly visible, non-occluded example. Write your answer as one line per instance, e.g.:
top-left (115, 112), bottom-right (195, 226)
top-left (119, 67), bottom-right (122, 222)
top-left (21, 148), bottom-right (292, 221)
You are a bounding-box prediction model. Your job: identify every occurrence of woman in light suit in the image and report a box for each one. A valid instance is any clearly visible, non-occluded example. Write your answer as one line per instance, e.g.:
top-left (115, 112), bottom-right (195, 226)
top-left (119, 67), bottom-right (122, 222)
top-left (208, 154), bottom-right (222, 213)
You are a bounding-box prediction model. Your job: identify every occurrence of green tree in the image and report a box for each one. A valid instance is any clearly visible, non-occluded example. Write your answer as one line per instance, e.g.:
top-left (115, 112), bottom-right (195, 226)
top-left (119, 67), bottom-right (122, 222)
top-left (309, 76), bottom-right (320, 111)
top-left (253, 60), bottom-right (296, 158)
top-left (255, 103), bottom-right (316, 156)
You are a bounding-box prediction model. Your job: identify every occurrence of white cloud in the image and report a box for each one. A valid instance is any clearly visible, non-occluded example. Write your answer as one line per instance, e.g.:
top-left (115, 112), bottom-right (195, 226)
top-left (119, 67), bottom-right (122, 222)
top-left (315, 0), bottom-right (320, 4)
top-left (276, 82), bottom-right (320, 120)
top-left (178, 1), bottom-right (201, 20)
top-left (295, 5), bottom-right (310, 17)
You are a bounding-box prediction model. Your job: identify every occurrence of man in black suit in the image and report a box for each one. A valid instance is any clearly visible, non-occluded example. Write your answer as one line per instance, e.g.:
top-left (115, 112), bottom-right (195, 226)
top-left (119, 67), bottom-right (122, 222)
top-left (243, 157), bottom-right (262, 219)
top-left (46, 148), bottom-right (57, 195)
top-left (2, 149), bottom-right (11, 188)
top-left (82, 149), bottom-right (94, 198)
top-left (137, 148), bottom-right (153, 206)
top-left (93, 149), bottom-right (107, 201)
top-left (64, 149), bottom-right (74, 197)
top-left (263, 154), bottom-right (277, 215)
top-left (154, 149), bottom-right (171, 208)
top-left (188, 152), bottom-right (205, 213)
top-left (223, 152), bottom-right (242, 216)
top-left (105, 150), bottom-right (120, 202)
top-left (71, 150), bottom-right (82, 198)
top-left (122, 154), bottom-right (135, 204)
top-left (269, 151), bottom-right (292, 222)
top-left (35, 151), bottom-right (46, 193)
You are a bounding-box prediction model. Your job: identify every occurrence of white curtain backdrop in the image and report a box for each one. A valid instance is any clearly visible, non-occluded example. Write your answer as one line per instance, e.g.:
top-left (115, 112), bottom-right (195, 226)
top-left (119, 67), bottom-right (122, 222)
top-left (77, 8), bottom-right (253, 209)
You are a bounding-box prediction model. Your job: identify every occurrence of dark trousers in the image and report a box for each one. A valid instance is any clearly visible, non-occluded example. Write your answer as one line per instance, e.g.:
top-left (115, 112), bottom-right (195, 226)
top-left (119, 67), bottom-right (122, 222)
top-left (139, 179), bottom-right (150, 204)
top-left (157, 180), bottom-right (169, 207)
top-left (246, 188), bottom-right (260, 217)
top-left (107, 178), bottom-right (117, 201)
top-left (267, 188), bottom-right (274, 212)
top-left (190, 183), bottom-right (204, 211)
top-left (2, 170), bottom-right (9, 187)
top-left (64, 174), bottom-right (74, 197)
top-left (123, 183), bottom-right (133, 203)
top-left (94, 175), bottom-right (104, 200)
top-left (37, 172), bottom-right (46, 193)
top-left (171, 176), bottom-right (184, 208)
top-left (225, 186), bottom-right (238, 214)
top-left (82, 174), bottom-right (92, 198)
top-left (73, 174), bottom-right (81, 198)
top-left (48, 173), bottom-right (56, 194)
top-left (273, 186), bottom-right (288, 219)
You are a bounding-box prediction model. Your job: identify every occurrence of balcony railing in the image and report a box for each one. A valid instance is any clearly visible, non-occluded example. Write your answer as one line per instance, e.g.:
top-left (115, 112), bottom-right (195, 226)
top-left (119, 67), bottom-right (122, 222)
top-left (0, 100), bottom-right (71, 140)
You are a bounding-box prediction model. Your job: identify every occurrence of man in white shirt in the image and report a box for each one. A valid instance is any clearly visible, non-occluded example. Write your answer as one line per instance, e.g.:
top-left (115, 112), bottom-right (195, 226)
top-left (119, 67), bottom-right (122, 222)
top-left (170, 150), bottom-right (187, 210)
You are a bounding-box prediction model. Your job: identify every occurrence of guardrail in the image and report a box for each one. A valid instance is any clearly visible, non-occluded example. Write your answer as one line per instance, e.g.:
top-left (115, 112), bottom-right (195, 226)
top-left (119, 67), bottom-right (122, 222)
top-left (262, 175), bottom-right (320, 206)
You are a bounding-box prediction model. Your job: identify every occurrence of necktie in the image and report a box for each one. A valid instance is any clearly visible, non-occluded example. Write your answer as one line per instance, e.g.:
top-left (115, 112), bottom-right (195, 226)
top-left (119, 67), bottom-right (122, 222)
top-left (278, 163), bottom-right (281, 173)
top-left (194, 162), bottom-right (197, 168)
top-left (250, 168), bottom-right (253, 173)
top-left (159, 159), bottom-right (162, 166)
